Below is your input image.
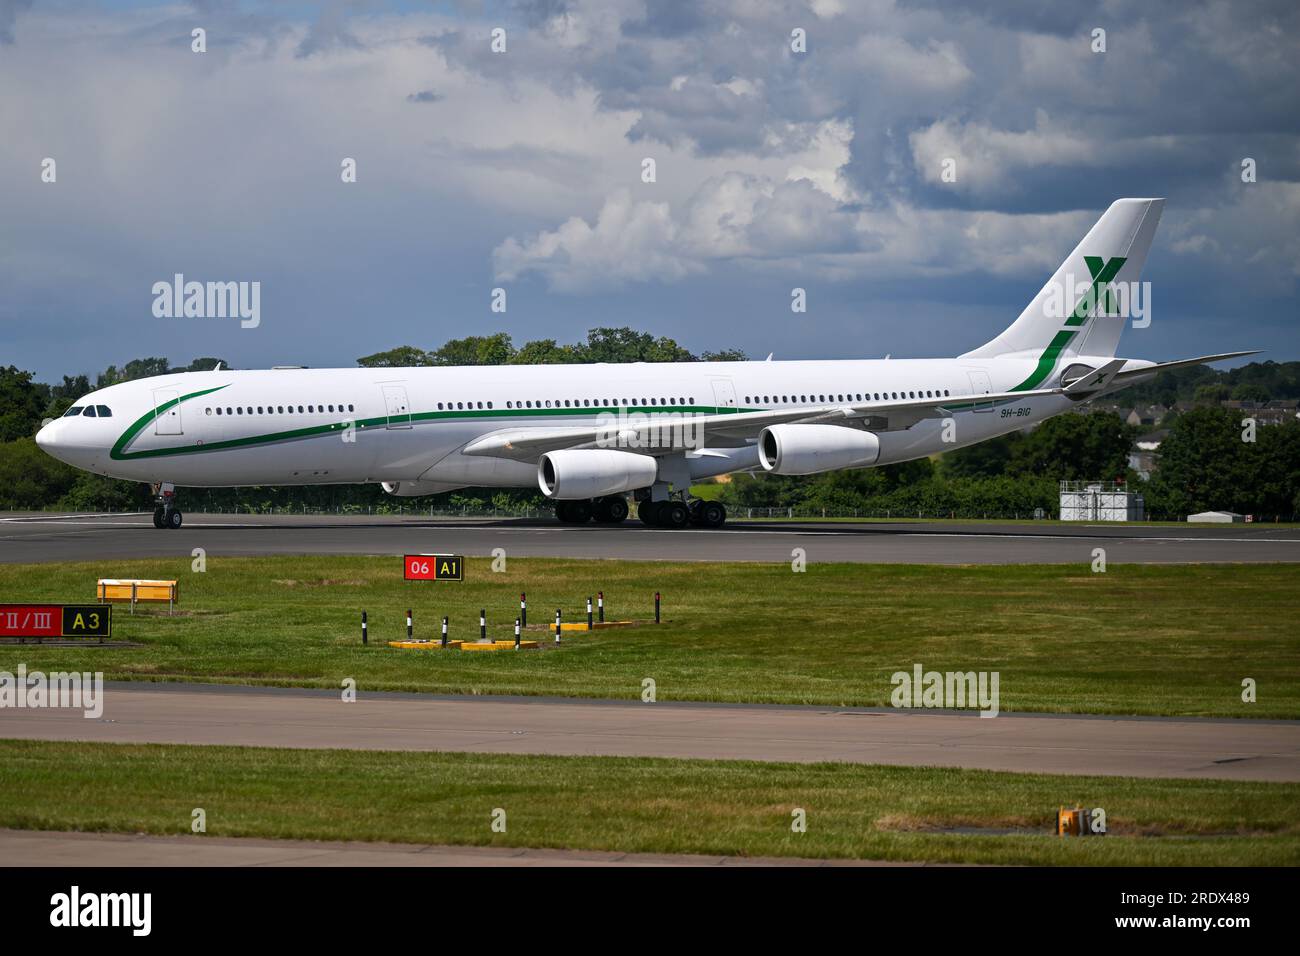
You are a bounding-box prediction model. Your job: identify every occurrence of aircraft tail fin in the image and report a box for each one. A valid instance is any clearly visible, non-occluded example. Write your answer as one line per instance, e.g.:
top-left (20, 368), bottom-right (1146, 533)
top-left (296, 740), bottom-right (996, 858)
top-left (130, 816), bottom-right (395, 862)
top-left (963, 198), bottom-right (1164, 371)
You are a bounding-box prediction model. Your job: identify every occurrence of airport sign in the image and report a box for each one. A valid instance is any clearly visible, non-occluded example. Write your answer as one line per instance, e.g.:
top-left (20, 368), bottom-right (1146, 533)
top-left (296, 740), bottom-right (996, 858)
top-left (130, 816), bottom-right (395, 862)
top-left (0, 604), bottom-right (112, 639)
top-left (403, 554), bottom-right (464, 582)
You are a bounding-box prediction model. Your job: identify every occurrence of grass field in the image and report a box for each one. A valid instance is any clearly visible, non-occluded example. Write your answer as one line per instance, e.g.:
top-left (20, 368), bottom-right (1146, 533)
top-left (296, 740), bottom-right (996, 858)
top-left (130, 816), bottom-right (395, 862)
top-left (3, 739), bottom-right (1296, 865)
top-left (2, 557), bottom-right (1297, 716)
top-left (1, 556), bottom-right (1297, 716)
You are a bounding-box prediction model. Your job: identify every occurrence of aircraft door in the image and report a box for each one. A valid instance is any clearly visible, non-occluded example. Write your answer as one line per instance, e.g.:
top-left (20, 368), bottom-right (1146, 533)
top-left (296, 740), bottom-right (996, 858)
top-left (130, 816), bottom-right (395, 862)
top-left (152, 388), bottom-right (183, 435)
top-left (382, 384), bottom-right (412, 429)
top-left (709, 377), bottom-right (737, 412)
top-left (966, 370), bottom-right (994, 413)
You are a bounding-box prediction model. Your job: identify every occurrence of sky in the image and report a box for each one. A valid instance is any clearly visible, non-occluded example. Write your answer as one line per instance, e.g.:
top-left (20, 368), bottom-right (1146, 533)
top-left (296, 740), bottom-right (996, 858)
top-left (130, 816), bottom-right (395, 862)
top-left (1, 0), bottom-right (1298, 382)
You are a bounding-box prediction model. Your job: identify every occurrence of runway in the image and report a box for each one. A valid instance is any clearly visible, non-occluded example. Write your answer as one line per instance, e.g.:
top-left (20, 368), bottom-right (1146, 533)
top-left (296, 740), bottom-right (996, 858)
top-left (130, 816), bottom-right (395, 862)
top-left (3, 512), bottom-right (1299, 565)
top-left (0, 829), bottom-right (891, 867)
top-left (4, 682), bottom-right (1297, 781)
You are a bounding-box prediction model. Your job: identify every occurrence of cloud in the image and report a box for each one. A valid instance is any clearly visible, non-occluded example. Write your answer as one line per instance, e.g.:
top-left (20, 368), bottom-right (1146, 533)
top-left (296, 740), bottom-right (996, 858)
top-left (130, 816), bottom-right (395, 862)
top-left (493, 189), bottom-right (700, 291)
top-left (0, 0), bottom-right (33, 44)
top-left (1, 0), bottom-right (1297, 378)
top-left (296, 1), bottom-right (365, 58)
top-left (853, 34), bottom-right (972, 93)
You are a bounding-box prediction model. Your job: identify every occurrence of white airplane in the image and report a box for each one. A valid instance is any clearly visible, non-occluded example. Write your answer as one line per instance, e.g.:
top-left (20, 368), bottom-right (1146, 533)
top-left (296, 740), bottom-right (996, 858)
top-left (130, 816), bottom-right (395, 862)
top-left (37, 198), bottom-right (1253, 530)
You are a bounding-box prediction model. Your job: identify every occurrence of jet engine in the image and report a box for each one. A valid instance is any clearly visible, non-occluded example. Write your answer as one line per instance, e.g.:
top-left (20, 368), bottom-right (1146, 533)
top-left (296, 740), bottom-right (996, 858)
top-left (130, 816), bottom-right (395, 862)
top-left (758, 424), bottom-right (880, 475)
top-left (381, 480), bottom-right (463, 497)
top-left (538, 449), bottom-right (658, 499)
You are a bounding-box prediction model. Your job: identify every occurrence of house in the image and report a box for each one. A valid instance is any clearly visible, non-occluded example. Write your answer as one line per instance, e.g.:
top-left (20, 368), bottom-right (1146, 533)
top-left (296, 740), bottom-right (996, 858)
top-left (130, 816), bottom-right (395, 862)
top-left (1223, 399), bottom-right (1300, 426)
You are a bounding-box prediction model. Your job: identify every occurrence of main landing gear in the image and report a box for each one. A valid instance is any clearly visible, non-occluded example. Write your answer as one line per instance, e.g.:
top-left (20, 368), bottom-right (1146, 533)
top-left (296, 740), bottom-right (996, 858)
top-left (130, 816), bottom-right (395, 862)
top-left (150, 482), bottom-right (183, 530)
top-left (637, 498), bottom-right (726, 529)
top-left (553, 492), bottom-right (727, 529)
top-left (554, 495), bottom-right (630, 525)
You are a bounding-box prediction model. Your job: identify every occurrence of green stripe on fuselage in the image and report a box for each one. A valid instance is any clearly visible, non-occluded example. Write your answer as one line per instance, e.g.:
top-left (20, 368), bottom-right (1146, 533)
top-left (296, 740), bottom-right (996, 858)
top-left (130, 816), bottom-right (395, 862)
top-left (111, 390), bottom-right (749, 461)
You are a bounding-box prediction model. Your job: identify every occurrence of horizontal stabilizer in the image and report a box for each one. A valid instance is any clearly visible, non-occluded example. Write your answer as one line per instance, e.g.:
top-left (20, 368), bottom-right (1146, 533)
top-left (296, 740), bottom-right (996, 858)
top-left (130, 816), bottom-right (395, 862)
top-left (1064, 359), bottom-right (1126, 394)
top-left (1112, 350), bottom-right (1262, 382)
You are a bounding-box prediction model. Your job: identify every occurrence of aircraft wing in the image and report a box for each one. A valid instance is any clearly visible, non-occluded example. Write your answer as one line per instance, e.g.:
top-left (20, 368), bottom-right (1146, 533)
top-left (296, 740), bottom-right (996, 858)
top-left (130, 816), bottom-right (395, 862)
top-left (461, 387), bottom-right (1064, 462)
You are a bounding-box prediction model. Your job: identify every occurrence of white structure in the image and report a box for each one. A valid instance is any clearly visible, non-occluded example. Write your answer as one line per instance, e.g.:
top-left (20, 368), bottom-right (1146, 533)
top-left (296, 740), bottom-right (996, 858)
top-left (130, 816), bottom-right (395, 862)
top-left (1188, 511), bottom-right (1244, 523)
top-left (1059, 481), bottom-right (1145, 521)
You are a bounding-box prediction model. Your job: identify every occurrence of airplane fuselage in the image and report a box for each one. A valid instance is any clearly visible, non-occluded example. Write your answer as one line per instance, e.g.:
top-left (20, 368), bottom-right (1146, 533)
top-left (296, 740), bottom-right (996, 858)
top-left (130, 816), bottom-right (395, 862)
top-left (37, 356), bottom-right (1077, 490)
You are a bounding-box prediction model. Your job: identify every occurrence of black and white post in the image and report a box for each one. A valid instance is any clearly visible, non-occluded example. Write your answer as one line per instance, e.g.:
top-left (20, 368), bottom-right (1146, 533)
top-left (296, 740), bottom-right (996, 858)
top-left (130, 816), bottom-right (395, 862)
top-left (520, 592), bottom-right (527, 629)
top-left (441, 615), bottom-right (449, 648)
top-left (362, 610), bottom-right (368, 645)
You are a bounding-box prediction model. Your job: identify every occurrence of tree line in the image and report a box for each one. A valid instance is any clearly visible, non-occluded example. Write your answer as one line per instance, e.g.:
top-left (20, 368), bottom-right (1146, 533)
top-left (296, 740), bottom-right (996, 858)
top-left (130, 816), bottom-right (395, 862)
top-left (720, 408), bottom-right (1300, 520)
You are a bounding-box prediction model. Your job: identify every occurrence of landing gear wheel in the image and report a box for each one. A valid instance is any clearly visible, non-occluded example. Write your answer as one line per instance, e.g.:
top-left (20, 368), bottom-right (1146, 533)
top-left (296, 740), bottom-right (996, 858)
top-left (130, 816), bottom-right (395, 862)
top-left (165, 509), bottom-right (183, 530)
top-left (153, 508), bottom-right (166, 529)
top-left (594, 496), bottom-right (629, 524)
top-left (555, 500), bottom-right (593, 524)
top-left (638, 500), bottom-right (659, 526)
top-left (661, 501), bottom-right (689, 529)
top-left (691, 501), bottom-right (726, 528)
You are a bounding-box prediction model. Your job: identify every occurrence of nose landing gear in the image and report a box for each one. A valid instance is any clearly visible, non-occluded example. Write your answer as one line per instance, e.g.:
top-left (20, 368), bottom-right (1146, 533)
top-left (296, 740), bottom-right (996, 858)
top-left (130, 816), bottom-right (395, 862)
top-left (150, 482), bottom-right (183, 530)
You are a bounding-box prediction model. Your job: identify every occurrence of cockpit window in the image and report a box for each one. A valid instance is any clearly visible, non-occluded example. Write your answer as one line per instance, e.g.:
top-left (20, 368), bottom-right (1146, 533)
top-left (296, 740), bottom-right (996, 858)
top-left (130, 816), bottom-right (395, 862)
top-left (63, 406), bottom-right (84, 417)
top-left (83, 406), bottom-right (97, 417)
top-left (96, 405), bottom-right (111, 417)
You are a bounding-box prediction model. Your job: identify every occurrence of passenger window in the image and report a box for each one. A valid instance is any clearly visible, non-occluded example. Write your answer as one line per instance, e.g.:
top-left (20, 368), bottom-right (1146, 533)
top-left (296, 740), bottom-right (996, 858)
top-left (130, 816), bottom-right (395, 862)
top-left (205, 408), bottom-right (212, 416)
top-left (216, 408), bottom-right (223, 415)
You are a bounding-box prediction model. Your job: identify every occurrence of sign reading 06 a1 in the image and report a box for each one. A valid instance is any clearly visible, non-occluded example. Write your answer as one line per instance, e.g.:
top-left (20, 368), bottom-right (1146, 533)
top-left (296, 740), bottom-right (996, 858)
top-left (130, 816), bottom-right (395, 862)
top-left (403, 554), bottom-right (464, 582)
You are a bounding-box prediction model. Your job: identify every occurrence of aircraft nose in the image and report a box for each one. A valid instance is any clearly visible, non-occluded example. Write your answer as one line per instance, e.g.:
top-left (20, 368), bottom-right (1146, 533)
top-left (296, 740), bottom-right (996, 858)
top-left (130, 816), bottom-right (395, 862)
top-left (35, 419), bottom-right (67, 460)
